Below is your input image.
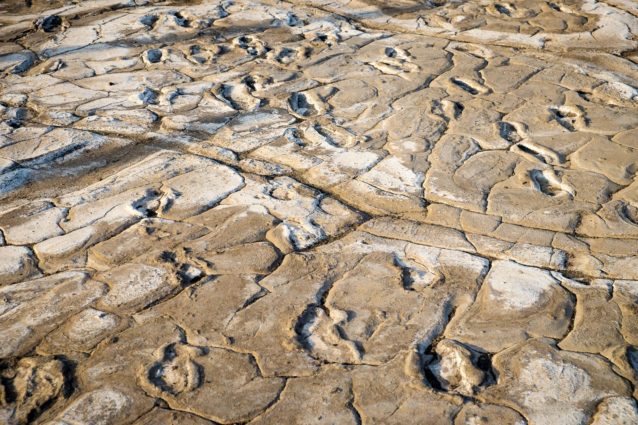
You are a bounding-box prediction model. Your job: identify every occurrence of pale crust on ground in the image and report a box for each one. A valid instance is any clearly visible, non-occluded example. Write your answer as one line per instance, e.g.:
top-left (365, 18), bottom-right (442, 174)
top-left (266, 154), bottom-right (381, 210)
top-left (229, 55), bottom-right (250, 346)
top-left (1, 1), bottom-right (638, 424)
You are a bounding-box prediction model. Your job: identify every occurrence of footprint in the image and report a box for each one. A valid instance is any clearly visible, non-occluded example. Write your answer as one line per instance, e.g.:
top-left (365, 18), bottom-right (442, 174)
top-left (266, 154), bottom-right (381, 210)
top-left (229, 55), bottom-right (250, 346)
top-left (486, 2), bottom-right (530, 18)
top-left (286, 12), bottom-right (302, 27)
top-left (269, 47), bottom-right (297, 64)
top-left (232, 35), bottom-right (267, 56)
top-left (39, 15), bottom-right (63, 32)
top-left (421, 339), bottom-right (493, 396)
top-left (512, 141), bottom-right (562, 165)
top-left (144, 48), bottom-right (163, 64)
top-left (288, 92), bottom-right (324, 117)
top-left (145, 343), bottom-right (205, 396)
top-left (450, 77), bottom-right (490, 95)
top-left (369, 47), bottom-right (420, 75)
top-left (549, 105), bottom-right (587, 131)
top-left (435, 99), bottom-right (464, 121)
top-left (294, 305), bottom-right (362, 364)
top-left (617, 201), bottom-right (638, 226)
top-left (498, 121), bottom-right (523, 143)
top-left (137, 87), bottom-right (159, 105)
top-left (300, 121), bottom-right (359, 149)
top-left (529, 169), bottom-right (574, 197)
top-left (283, 127), bottom-right (304, 146)
top-left (493, 3), bottom-right (513, 16)
top-left (140, 14), bottom-right (158, 29)
top-left (170, 11), bottom-right (190, 28)
top-left (398, 259), bottom-right (444, 291)
top-left (158, 187), bottom-right (181, 216)
top-left (188, 43), bottom-right (227, 65)
top-left (213, 82), bottom-right (261, 111)
top-left (267, 46), bottom-right (310, 65)
top-left (5, 357), bottom-right (70, 423)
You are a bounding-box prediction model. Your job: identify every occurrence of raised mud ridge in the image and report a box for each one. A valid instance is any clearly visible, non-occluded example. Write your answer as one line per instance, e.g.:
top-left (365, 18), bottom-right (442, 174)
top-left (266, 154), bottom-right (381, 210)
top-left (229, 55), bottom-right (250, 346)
top-left (1, 0), bottom-right (638, 424)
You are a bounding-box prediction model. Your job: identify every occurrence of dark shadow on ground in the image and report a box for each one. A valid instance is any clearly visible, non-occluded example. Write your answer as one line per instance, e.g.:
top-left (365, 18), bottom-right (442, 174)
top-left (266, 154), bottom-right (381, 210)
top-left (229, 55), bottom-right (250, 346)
top-left (358, 0), bottom-right (452, 16)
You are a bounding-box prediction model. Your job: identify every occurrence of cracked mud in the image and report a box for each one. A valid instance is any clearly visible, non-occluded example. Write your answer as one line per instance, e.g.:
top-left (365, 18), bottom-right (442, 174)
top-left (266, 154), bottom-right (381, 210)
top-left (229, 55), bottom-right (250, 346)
top-left (1, 0), bottom-right (638, 424)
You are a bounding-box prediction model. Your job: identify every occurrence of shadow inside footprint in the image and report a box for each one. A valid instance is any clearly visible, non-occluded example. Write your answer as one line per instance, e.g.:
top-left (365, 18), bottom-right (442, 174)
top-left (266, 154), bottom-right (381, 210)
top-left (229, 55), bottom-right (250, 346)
top-left (529, 169), bottom-right (573, 197)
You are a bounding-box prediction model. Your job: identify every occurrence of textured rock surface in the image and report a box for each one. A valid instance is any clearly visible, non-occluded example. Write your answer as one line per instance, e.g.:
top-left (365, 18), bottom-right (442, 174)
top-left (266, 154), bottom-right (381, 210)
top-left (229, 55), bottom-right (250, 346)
top-left (0, 0), bottom-right (637, 423)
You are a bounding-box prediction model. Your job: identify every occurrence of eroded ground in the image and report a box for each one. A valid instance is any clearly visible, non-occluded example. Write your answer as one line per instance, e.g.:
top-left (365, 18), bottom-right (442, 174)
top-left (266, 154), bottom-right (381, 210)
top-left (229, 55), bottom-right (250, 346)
top-left (1, 0), bottom-right (638, 424)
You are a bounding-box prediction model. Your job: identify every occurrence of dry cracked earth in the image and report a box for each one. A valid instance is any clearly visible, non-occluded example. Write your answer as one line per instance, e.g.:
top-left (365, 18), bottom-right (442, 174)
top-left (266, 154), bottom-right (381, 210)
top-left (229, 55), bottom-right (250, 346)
top-left (1, 0), bottom-right (638, 424)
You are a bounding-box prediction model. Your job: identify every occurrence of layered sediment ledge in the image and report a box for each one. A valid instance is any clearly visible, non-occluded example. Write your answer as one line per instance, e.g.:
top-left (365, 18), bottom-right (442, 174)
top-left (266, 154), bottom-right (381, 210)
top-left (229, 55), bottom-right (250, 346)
top-left (0, 1), bottom-right (638, 424)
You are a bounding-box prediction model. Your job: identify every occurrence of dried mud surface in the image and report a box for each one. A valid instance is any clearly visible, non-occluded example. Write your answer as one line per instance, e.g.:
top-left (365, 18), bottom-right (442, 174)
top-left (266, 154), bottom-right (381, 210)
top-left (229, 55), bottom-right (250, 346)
top-left (1, 0), bottom-right (638, 424)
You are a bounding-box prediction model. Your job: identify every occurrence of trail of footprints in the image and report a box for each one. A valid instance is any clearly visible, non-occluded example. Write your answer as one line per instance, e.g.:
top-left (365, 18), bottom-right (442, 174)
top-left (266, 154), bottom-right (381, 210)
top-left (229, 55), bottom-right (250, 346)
top-left (0, 0), bottom-right (638, 424)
